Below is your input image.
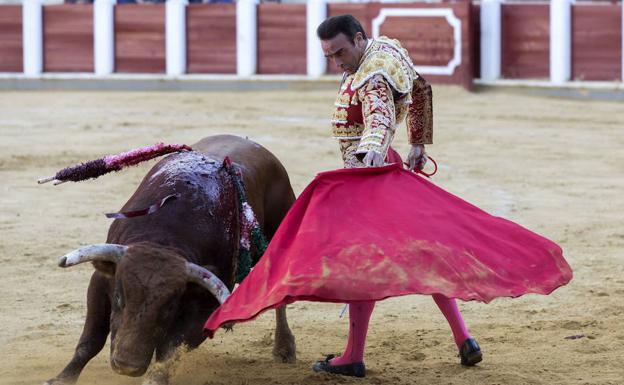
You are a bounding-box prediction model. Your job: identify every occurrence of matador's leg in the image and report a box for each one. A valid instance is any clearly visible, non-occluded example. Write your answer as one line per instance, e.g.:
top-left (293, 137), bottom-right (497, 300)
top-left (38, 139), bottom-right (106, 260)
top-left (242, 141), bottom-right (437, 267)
top-left (432, 294), bottom-right (482, 366)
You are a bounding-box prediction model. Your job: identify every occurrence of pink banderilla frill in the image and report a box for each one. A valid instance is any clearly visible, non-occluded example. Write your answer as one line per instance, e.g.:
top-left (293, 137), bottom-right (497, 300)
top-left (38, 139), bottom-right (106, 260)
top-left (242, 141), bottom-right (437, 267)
top-left (37, 143), bottom-right (192, 185)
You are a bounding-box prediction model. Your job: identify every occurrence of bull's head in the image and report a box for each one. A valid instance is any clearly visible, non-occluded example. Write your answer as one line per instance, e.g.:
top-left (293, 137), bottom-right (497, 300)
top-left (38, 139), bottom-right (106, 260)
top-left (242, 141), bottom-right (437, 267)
top-left (58, 243), bottom-right (230, 376)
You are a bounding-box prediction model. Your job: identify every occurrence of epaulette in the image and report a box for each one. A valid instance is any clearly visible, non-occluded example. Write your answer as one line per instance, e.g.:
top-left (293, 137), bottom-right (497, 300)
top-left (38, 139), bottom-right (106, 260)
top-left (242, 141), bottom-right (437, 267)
top-left (351, 37), bottom-right (417, 94)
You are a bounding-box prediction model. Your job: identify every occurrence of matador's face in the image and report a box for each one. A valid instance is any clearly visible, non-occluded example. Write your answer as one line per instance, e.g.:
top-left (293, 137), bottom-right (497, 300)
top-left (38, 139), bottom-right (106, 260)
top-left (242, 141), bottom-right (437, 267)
top-left (321, 32), bottom-right (367, 74)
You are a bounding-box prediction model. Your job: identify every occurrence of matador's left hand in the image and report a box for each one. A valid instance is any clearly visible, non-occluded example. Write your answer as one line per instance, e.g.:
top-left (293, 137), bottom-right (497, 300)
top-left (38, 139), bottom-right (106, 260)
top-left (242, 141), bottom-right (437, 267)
top-left (362, 150), bottom-right (385, 168)
top-left (407, 144), bottom-right (427, 171)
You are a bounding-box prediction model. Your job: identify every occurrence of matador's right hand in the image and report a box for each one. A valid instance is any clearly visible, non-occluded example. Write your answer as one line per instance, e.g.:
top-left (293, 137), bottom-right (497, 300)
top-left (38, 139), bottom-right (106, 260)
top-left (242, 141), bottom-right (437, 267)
top-left (362, 150), bottom-right (385, 168)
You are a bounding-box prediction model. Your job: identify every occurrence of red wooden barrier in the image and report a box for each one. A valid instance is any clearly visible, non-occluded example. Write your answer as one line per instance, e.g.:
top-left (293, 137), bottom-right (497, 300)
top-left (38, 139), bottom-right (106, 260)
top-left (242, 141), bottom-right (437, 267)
top-left (501, 4), bottom-right (550, 79)
top-left (43, 5), bottom-right (93, 72)
top-left (572, 4), bottom-right (622, 81)
top-left (0, 6), bottom-right (22, 72)
top-left (257, 3), bottom-right (307, 74)
top-left (115, 4), bottom-right (165, 73)
top-left (328, 2), bottom-right (474, 88)
top-left (2, 2), bottom-right (622, 85)
top-left (187, 4), bottom-right (236, 74)
top-left (379, 16), bottom-right (454, 67)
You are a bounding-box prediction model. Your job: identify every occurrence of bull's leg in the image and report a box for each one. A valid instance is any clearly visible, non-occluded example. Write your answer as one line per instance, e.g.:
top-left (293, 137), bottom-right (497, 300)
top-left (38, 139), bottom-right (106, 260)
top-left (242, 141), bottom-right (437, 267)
top-left (142, 374), bottom-right (168, 385)
top-left (142, 361), bottom-right (174, 385)
top-left (143, 340), bottom-right (186, 385)
top-left (272, 305), bottom-right (296, 363)
top-left (143, 295), bottom-right (210, 385)
top-left (257, 180), bottom-right (296, 363)
top-left (44, 273), bottom-right (111, 385)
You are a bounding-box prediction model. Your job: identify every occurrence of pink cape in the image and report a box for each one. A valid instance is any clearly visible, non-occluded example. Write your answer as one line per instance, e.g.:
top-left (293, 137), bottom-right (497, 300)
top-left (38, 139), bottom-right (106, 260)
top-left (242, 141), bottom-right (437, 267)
top-left (204, 163), bottom-right (572, 337)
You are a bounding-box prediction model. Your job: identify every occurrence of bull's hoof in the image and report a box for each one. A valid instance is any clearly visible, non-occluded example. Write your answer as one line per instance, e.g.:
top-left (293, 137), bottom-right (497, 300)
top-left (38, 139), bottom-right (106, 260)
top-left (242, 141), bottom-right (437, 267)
top-left (272, 348), bottom-right (296, 363)
top-left (272, 333), bottom-right (296, 363)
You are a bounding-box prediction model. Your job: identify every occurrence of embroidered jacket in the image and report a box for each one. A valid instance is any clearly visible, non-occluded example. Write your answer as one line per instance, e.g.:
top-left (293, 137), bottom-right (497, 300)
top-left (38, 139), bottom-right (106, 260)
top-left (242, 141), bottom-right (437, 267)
top-left (331, 37), bottom-right (433, 168)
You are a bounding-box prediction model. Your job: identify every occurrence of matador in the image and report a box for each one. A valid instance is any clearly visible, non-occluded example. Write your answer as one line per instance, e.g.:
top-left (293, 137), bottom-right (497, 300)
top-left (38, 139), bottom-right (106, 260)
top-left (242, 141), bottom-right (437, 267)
top-left (313, 14), bottom-right (482, 377)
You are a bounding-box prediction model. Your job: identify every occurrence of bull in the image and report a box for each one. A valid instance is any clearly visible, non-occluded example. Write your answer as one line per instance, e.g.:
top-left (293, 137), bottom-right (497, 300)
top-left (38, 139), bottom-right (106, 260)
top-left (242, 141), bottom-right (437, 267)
top-left (45, 135), bottom-right (297, 385)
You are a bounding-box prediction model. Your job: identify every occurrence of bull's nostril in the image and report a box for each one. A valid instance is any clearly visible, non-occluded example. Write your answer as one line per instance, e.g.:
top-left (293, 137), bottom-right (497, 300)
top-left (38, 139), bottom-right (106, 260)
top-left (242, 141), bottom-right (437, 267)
top-left (58, 256), bottom-right (67, 267)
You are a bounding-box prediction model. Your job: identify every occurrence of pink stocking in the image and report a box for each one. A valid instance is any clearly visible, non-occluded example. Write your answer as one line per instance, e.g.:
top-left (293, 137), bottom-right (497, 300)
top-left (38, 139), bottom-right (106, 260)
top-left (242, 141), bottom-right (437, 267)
top-left (330, 301), bottom-right (375, 365)
top-left (432, 293), bottom-right (471, 348)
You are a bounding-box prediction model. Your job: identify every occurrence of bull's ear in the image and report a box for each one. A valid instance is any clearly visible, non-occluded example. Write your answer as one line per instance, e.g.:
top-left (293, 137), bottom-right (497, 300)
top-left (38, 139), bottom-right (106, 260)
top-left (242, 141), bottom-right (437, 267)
top-left (92, 260), bottom-right (116, 277)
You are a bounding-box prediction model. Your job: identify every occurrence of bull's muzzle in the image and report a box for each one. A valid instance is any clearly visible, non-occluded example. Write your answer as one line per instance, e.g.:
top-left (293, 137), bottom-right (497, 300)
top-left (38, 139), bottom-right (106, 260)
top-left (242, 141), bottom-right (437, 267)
top-left (111, 356), bottom-right (148, 377)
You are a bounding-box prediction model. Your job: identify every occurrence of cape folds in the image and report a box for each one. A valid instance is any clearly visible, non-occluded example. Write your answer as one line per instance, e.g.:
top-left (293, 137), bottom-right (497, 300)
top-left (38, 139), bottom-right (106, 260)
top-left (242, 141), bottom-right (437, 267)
top-left (203, 163), bottom-right (572, 337)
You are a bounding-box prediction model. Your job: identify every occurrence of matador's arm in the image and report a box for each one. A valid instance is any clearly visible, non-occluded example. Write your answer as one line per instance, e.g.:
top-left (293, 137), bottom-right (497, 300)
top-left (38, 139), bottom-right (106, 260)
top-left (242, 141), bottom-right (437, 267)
top-left (354, 74), bottom-right (396, 160)
top-left (407, 76), bottom-right (433, 145)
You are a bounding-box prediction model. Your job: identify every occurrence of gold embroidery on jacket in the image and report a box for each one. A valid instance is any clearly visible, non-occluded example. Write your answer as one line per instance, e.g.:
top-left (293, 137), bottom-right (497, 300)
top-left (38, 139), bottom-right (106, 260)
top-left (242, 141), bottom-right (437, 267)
top-left (330, 38), bottom-right (434, 166)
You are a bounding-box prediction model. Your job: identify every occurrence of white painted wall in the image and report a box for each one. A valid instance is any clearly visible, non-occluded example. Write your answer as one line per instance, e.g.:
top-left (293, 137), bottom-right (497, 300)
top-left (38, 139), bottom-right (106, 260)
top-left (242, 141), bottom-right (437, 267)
top-left (22, 0), bottom-right (43, 76)
top-left (550, 0), bottom-right (572, 84)
top-left (166, 0), bottom-right (188, 76)
top-left (480, 0), bottom-right (501, 81)
top-left (236, 0), bottom-right (258, 77)
top-left (94, 0), bottom-right (116, 76)
top-left (306, 0), bottom-right (327, 77)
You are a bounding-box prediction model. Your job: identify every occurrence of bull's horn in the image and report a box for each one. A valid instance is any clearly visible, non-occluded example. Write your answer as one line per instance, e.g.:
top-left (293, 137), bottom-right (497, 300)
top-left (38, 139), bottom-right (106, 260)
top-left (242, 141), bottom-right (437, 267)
top-left (58, 243), bottom-right (128, 268)
top-left (185, 262), bottom-right (231, 304)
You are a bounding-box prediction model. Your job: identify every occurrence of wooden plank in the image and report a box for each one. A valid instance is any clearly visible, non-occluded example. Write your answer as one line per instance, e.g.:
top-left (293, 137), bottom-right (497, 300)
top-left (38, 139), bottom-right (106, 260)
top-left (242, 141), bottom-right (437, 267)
top-left (572, 4), bottom-right (622, 81)
top-left (379, 17), bottom-right (454, 67)
top-left (501, 4), bottom-right (550, 79)
top-left (257, 4), bottom-right (307, 74)
top-left (186, 4), bottom-right (236, 74)
top-left (0, 5), bottom-right (23, 72)
top-left (115, 4), bottom-right (165, 73)
top-left (43, 5), bottom-right (93, 73)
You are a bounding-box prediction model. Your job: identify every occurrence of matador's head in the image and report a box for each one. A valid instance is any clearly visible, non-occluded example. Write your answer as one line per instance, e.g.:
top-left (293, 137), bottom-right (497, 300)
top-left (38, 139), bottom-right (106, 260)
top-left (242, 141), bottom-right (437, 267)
top-left (317, 14), bottom-right (368, 75)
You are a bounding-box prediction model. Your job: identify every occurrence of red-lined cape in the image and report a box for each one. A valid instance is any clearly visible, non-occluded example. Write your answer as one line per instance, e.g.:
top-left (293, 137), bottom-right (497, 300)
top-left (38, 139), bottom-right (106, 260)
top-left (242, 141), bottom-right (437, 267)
top-left (203, 163), bottom-right (572, 337)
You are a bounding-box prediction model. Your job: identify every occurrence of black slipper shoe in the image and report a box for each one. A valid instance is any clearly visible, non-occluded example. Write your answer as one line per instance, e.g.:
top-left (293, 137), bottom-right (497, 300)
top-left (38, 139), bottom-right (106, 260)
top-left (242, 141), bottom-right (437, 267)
top-left (459, 338), bottom-right (483, 366)
top-left (312, 354), bottom-right (366, 378)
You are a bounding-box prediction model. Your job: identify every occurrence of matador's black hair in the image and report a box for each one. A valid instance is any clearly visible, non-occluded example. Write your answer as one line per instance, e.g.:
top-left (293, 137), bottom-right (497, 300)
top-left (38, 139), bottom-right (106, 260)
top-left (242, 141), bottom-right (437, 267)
top-left (316, 14), bottom-right (368, 44)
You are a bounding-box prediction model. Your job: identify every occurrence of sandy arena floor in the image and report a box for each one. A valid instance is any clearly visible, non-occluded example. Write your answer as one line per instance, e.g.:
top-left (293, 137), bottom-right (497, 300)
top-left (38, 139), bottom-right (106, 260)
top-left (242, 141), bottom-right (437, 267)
top-left (1, 84), bottom-right (623, 385)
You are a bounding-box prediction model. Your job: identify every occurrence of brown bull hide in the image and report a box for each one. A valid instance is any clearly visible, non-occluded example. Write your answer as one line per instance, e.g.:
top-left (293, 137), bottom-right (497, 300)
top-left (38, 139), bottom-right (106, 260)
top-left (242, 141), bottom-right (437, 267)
top-left (108, 245), bottom-right (189, 376)
top-left (46, 135), bottom-right (297, 385)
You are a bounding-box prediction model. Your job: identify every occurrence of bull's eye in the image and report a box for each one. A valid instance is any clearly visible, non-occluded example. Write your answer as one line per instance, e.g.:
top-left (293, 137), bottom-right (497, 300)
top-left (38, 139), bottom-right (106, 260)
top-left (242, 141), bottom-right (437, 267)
top-left (114, 281), bottom-right (125, 309)
top-left (115, 292), bottom-right (124, 309)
